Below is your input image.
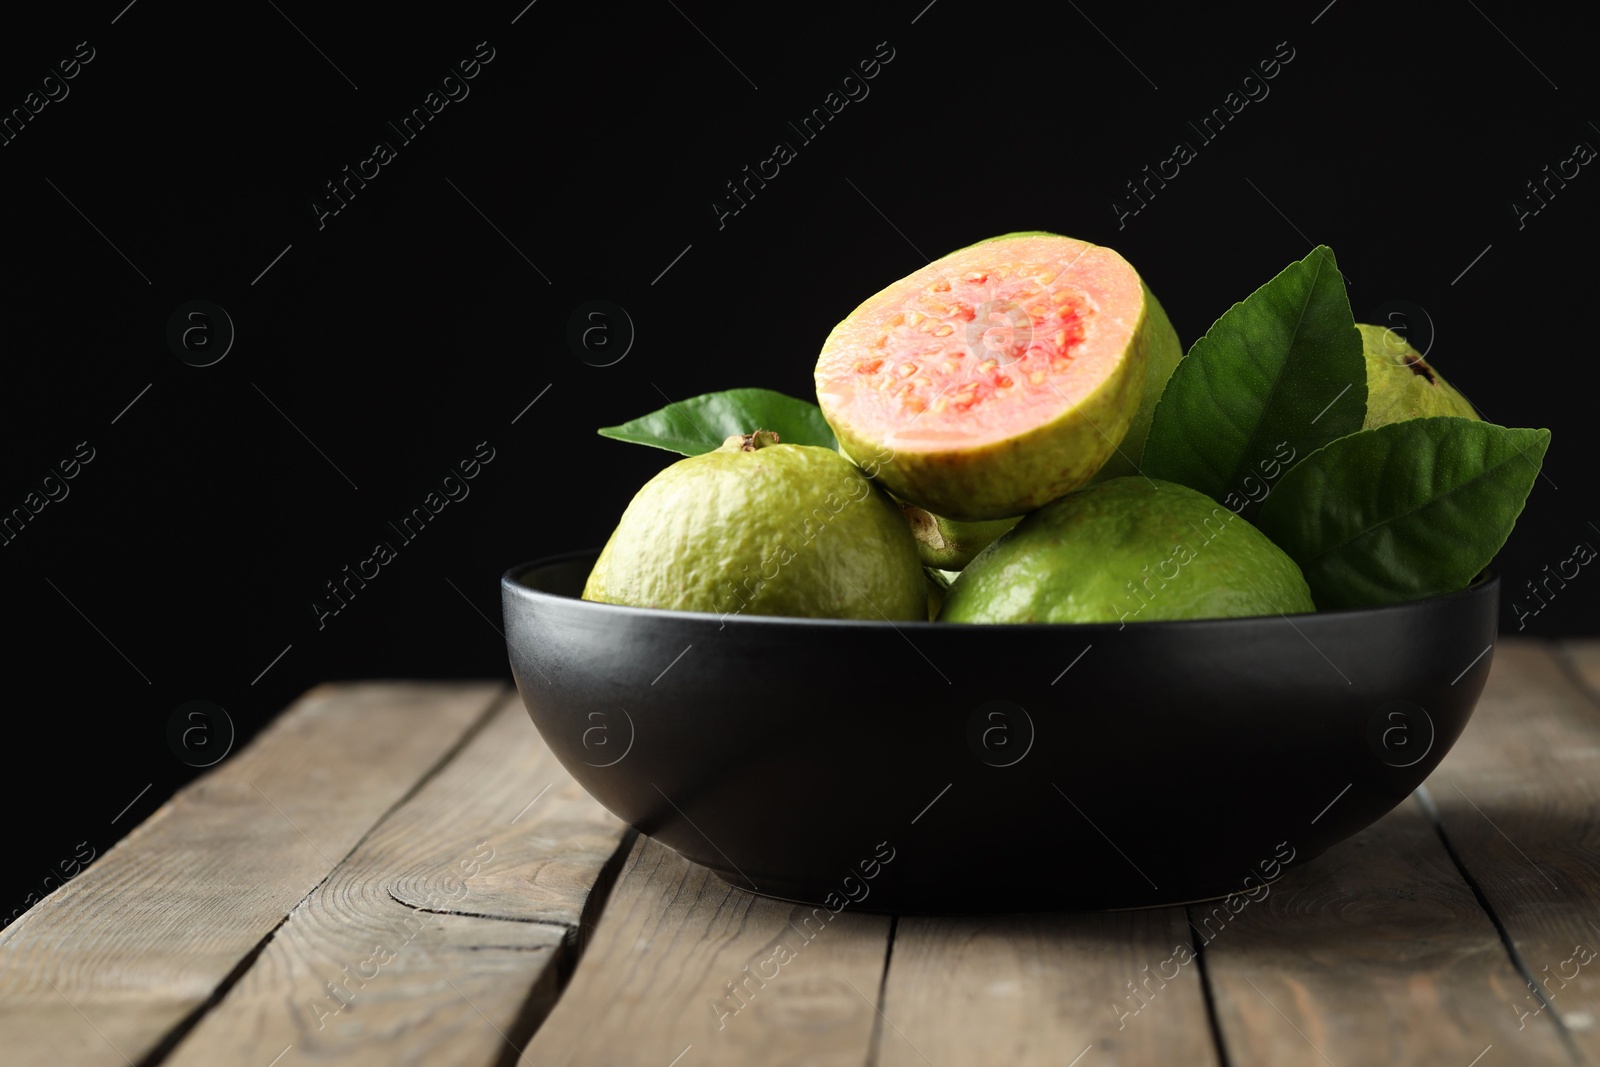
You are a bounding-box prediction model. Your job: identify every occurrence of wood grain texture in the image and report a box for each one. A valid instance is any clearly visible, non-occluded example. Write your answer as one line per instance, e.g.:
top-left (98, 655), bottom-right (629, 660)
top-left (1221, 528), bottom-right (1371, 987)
top-left (1424, 638), bottom-right (1600, 1062)
top-left (1561, 638), bottom-right (1600, 699)
top-left (163, 688), bottom-right (631, 1067)
top-left (5, 642), bottom-right (1595, 1066)
top-left (522, 836), bottom-right (892, 1067)
top-left (880, 909), bottom-right (1218, 1067)
top-left (1201, 797), bottom-right (1572, 1066)
top-left (0, 682), bottom-right (502, 1067)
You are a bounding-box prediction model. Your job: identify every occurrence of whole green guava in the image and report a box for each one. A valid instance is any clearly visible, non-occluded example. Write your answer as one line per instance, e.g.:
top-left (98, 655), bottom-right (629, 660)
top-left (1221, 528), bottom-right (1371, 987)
top-left (1359, 323), bottom-right (1478, 428)
top-left (584, 431), bottom-right (926, 621)
top-left (940, 478), bottom-right (1315, 624)
top-left (923, 566), bottom-right (951, 620)
top-left (837, 441), bottom-right (1021, 571)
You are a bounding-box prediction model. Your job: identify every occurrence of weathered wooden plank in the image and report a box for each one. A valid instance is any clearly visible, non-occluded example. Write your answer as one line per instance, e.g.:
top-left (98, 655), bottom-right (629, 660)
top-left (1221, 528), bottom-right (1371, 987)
top-left (0, 682), bottom-right (501, 1067)
top-left (522, 836), bottom-right (891, 1067)
top-left (1424, 638), bottom-right (1600, 1061)
top-left (1561, 638), bottom-right (1600, 700)
top-left (1200, 797), bottom-right (1572, 1066)
top-left (879, 909), bottom-right (1218, 1067)
top-left (163, 690), bottom-right (631, 1066)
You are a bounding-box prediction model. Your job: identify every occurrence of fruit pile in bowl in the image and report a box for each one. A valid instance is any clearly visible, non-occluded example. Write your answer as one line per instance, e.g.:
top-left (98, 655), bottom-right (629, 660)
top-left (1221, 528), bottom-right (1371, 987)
top-left (502, 234), bottom-right (1549, 912)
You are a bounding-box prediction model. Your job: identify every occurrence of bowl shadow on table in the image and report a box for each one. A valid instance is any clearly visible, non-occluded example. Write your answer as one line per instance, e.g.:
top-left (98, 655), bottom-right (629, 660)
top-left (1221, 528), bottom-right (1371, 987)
top-left (1118, 790), bottom-right (1588, 973)
top-left (504, 553), bottom-right (1501, 915)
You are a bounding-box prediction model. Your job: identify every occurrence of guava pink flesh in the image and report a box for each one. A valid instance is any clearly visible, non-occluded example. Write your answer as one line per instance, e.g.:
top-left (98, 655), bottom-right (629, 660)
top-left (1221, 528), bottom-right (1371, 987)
top-left (816, 238), bottom-right (1142, 450)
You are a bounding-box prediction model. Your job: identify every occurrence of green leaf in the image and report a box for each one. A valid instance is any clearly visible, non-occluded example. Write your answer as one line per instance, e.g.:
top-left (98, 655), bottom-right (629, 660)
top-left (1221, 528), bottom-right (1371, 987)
top-left (598, 388), bottom-right (838, 456)
top-left (1254, 417), bottom-right (1550, 609)
top-left (1142, 246), bottom-right (1366, 523)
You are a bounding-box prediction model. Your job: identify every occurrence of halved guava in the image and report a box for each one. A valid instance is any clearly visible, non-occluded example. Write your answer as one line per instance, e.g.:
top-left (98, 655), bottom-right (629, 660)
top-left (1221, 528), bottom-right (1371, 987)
top-left (814, 232), bottom-right (1180, 521)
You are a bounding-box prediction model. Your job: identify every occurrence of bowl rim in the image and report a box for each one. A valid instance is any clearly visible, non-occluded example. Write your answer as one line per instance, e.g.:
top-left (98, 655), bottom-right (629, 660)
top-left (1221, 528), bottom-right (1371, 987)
top-left (501, 550), bottom-right (1499, 633)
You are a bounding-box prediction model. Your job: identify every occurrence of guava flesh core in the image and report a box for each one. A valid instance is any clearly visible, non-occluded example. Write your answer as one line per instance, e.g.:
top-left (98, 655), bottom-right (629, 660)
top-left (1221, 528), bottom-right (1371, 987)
top-left (939, 478), bottom-right (1315, 624)
top-left (970, 233), bottom-right (1187, 486)
top-left (1358, 323), bottom-right (1479, 428)
top-left (583, 432), bottom-right (925, 621)
top-left (815, 233), bottom-right (1163, 521)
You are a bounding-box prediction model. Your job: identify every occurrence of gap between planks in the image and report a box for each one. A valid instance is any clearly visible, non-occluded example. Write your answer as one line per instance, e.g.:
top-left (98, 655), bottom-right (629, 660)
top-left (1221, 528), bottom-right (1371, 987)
top-left (144, 684), bottom-right (531, 1066)
top-left (0, 681), bottom-right (639, 1067)
top-left (1423, 639), bottom-right (1600, 1063)
top-left (521, 639), bottom-right (1600, 1066)
top-left (151, 686), bottom-right (636, 1067)
top-left (11, 638), bottom-right (1597, 1066)
top-left (0, 682), bottom-right (507, 1067)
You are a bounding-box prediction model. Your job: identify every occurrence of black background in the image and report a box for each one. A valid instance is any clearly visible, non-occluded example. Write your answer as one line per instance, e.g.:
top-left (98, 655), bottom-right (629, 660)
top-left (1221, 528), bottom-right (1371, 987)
top-left (1, 1), bottom-right (1594, 919)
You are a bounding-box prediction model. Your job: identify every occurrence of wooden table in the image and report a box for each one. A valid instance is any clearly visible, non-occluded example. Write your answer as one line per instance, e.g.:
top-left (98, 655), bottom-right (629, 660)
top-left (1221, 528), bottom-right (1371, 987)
top-left (4, 638), bottom-right (1598, 1066)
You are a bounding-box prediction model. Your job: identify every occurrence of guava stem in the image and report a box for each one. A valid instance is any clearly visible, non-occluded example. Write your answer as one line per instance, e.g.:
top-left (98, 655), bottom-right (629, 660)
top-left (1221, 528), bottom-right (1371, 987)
top-left (722, 430), bottom-right (781, 452)
top-left (899, 503), bottom-right (948, 550)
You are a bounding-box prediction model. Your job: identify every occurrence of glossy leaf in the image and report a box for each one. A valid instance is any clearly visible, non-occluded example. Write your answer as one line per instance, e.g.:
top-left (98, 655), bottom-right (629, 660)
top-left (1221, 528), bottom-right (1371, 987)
top-left (1143, 246), bottom-right (1366, 522)
top-left (1254, 417), bottom-right (1550, 609)
top-left (598, 388), bottom-right (838, 456)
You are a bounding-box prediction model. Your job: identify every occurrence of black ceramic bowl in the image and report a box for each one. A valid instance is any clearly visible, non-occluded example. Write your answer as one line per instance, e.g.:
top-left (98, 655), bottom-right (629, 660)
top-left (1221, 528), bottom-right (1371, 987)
top-left (503, 551), bottom-right (1498, 913)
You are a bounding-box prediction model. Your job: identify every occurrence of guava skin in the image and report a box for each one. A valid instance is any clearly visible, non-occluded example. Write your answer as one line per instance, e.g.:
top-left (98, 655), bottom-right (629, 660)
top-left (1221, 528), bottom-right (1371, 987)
top-left (939, 477), bottom-right (1315, 624)
top-left (1358, 323), bottom-right (1479, 428)
top-left (923, 566), bottom-right (951, 620)
top-left (583, 432), bottom-right (925, 621)
top-left (838, 441), bottom-right (1021, 570)
top-left (967, 234), bottom-right (1185, 486)
top-left (1089, 285), bottom-right (1183, 482)
top-left (816, 233), bottom-right (1174, 522)
top-left (970, 236), bottom-right (1185, 488)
